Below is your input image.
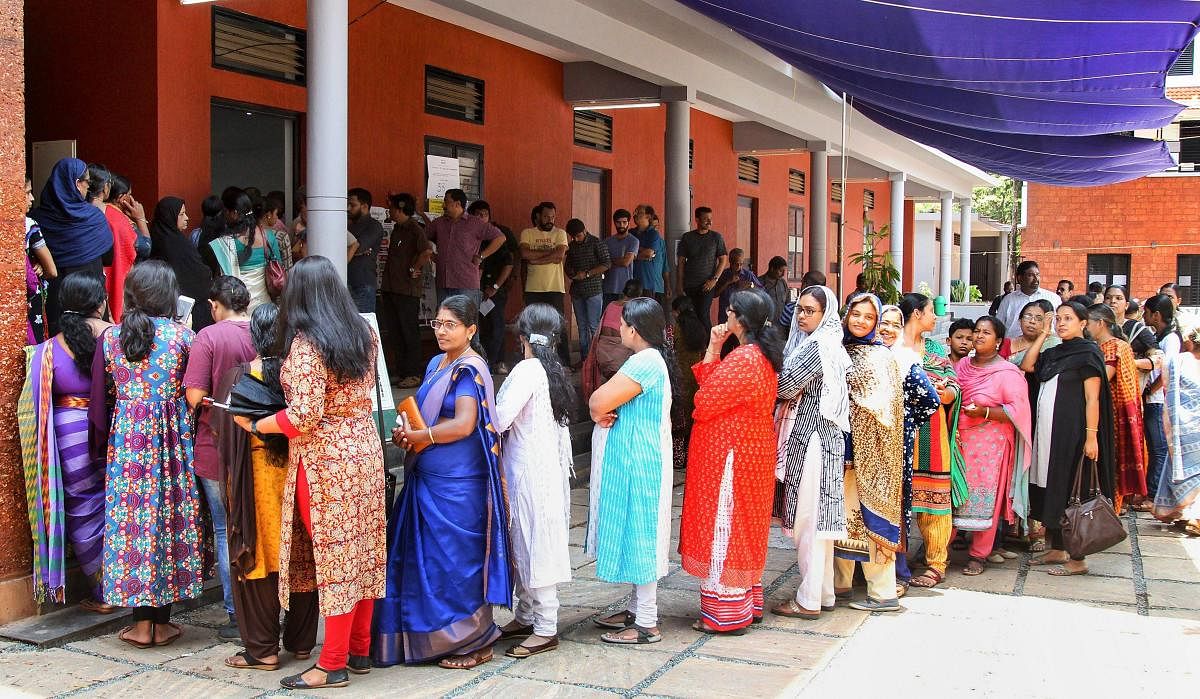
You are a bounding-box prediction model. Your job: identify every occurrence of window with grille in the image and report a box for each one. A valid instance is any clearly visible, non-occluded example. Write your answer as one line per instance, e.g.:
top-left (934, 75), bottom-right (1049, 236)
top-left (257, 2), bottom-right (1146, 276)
top-left (573, 110), bottom-right (613, 152)
top-left (787, 206), bottom-right (805, 280)
top-left (1178, 255), bottom-right (1200, 305)
top-left (788, 169), bottom-right (806, 196)
top-left (831, 182), bottom-right (843, 202)
top-left (689, 139), bottom-right (694, 170)
top-left (425, 66), bottom-right (484, 124)
top-left (425, 137), bottom-right (483, 201)
top-left (212, 8), bottom-right (305, 85)
top-left (1180, 121), bottom-right (1200, 166)
top-left (863, 189), bottom-right (875, 210)
top-left (1086, 254), bottom-right (1131, 294)
top-left (1169, 40), bottom-right (1195, 77)
top-left (737, 156), bottom-right (760, 184)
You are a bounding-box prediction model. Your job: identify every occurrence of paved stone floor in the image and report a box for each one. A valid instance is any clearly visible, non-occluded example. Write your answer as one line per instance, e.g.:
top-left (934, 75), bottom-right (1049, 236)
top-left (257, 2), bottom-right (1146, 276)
top-left (1, 482), bottom-right (1197, 698)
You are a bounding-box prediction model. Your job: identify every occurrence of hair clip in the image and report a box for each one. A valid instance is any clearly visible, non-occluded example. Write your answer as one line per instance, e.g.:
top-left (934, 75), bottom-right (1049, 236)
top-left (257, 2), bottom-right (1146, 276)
top-left (528, 333), bottom-right (549, 346)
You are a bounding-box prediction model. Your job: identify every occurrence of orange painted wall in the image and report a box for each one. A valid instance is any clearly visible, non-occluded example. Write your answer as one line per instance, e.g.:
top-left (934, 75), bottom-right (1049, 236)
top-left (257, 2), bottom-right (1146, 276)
top-left (1025, 179), bottom-right (1200, 301)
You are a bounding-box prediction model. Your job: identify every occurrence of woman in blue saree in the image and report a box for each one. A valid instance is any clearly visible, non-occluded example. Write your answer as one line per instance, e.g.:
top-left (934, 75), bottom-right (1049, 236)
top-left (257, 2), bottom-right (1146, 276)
top-left (374, 295), bottom-right (511, 670)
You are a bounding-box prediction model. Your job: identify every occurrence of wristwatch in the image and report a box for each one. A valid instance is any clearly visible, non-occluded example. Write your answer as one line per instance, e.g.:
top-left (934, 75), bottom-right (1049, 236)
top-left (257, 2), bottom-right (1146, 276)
top-left (492, 283), bottom-right (500, 290)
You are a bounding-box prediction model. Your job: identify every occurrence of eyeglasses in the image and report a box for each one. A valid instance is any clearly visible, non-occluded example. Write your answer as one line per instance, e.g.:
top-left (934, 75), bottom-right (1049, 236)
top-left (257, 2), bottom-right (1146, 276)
top-left (878, 320), bottom-right (902, 330)
top-left (428, 319), bottom-right (461, 331)
top-left (796, 306), bottom-right (821, 318)
top-left (1019, 314), bottom-right (1043, 322)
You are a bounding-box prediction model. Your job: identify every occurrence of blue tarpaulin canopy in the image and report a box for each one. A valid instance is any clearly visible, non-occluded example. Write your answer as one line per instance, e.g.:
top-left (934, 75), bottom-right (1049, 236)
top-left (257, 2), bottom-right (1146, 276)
top-left (678, 0), bottom-right (1200, 185)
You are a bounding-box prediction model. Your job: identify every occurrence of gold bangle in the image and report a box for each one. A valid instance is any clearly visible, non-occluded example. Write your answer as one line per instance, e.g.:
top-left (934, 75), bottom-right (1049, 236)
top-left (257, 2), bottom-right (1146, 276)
top-left (985, 407), bottom-right (990, 420)
top-left (1085, 427), bottom-right (1098, 432)
top-left (427, 427), bottom-right (436, 444)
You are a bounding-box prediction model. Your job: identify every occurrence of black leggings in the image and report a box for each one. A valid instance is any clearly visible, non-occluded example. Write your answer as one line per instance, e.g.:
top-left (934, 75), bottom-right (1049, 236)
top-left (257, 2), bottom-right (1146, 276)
top-left (130, 604), bottom-right (173, 624)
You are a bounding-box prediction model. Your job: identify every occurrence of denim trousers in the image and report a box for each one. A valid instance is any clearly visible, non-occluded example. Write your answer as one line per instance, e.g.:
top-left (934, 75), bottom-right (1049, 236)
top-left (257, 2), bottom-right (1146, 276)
top-left (350, 284), bottom-right (377, 314)
top-left (199, 477), bottom-right (234, 617)
top-left (571, 294), bottom-right (603, 360)
top-left (1144, 402), bottom-right (1168, 499)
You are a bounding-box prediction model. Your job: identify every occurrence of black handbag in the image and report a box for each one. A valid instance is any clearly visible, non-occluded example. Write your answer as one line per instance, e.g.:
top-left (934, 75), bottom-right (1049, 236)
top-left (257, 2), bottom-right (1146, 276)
top-left (1060, 456), bottom-right (1127, 558)
top-left (226, 372), bottom-right (287, 420)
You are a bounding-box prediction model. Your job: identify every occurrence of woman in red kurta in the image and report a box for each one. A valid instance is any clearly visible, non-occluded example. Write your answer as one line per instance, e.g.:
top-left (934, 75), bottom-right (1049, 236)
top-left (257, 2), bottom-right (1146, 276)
top-left (679, 289), bottom-right (783, 634)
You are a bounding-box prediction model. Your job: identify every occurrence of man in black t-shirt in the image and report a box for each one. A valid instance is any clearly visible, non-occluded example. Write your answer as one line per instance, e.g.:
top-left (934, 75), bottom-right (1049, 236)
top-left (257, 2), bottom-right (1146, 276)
top-left (470, 200), bottom-right (517, 374)
top-left (347, 187), bottom-right (384, 313)
top-left (676, 206), bottom-right (728, 330)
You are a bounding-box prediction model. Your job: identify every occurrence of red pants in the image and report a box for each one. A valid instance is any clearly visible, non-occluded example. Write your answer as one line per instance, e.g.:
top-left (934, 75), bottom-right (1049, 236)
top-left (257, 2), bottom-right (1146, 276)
top-left (296, 460), bottom-right (374, 671)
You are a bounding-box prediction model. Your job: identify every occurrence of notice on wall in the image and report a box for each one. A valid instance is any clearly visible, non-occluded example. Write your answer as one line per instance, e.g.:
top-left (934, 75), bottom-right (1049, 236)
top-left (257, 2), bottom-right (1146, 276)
top-left (426, 155), bottom-right (461, 202)
top-left (1180, 276), bottom-right (1192, 287)
top-left (1088, 274), bottom-right (1107, 286)
top-left (1113, 275), bottom-right (1127, 287)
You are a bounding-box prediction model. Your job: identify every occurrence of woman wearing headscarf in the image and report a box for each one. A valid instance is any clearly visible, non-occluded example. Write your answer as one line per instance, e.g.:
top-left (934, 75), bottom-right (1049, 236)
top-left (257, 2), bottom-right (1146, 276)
top-left (953, 316), bottom-right (1033, 575)
top-left (151, 197), bottom-right (215, 330)
top-left (678, 289), bottom-right (782, 634)
top-left (770, 285), bottom-right (851, 620)
top-left (1019, 301), bottom-right (1116, 576)
top-left (833, 293), bottom-right (908, 611)
top-left (31, 158), bottom-right (114, 334)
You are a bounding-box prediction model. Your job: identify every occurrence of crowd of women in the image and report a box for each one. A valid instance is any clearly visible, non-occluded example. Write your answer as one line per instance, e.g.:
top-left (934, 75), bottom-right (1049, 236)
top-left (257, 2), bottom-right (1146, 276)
top-left (16, 154), bottom-right (1200, 690)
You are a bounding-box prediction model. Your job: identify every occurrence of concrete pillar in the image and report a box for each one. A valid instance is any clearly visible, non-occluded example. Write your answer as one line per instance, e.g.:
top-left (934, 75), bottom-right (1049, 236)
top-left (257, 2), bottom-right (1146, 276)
top-left (889, 172), bottom-right (906, 290)
top-left (959, 197), bottom-right (973, 294)
top-left (0, 0), bottom-right (35, 623)
top-left (809, 145), bottom-right (828, 276)
top-left (665, 99), bottom-right (691, 288)
top-left (939, 191), bottom-right (954, 300)
top-left (306, 0), bottom-right (349, 282)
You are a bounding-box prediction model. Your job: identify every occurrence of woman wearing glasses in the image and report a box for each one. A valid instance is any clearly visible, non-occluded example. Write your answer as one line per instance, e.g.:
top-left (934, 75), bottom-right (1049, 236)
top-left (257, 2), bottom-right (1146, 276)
top-left (375, 295), bottom-right (511, 670)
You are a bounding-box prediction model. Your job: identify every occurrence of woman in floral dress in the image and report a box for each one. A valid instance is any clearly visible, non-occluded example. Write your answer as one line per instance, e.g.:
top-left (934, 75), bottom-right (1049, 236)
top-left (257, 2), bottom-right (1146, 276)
top-left (89, 261), bottom-right (202, 648)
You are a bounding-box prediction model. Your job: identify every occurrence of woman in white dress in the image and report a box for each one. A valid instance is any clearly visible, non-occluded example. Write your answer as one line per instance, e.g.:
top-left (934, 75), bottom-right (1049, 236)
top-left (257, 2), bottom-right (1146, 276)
top-left (494, 303), bottom-right (576, 657)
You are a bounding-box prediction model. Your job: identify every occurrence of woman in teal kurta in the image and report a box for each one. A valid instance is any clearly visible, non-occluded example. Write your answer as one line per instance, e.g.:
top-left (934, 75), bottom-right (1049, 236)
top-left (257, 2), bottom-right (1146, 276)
top-left (586, 298), bottom-right (675, 645)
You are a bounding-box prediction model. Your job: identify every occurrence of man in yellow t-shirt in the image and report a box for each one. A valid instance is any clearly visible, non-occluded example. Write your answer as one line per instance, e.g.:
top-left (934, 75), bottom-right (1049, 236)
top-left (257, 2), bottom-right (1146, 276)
top-left (520, 201), bottom-right (570, 363)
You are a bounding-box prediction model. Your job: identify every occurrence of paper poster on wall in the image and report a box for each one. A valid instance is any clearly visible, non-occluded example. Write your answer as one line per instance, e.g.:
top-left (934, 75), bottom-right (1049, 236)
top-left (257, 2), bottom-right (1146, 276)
top-left (1180, 276), bottom-right (1192, 287)
top-left (1112, 275), bottom-right (1127, 286)
top-left (1088, 274), bottom-right (1107, 285)
top-left (426, 155), bottom-right (461, 202)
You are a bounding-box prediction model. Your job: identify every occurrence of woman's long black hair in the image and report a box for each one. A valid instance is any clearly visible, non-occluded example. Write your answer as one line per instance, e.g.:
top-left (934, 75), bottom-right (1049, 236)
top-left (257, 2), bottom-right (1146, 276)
top-left (516, 303), bottom-right (575, 425)
top-left (250, 302), bottom-right (288, 462)
top-left (621, 297), bottom-right (681, 407)
top-left (670, 296), bottom-right (708, 353)
top-left (728, 288), bottom-right (784, 371)
top-left (277, 256), bottom-right (373, 382)
top-left (898, 292), bottom-right (932, 324)
top-left (1087, 303), bottom-right (1126, 341)
top-left (120, 260), bottom-right (180, 362)
top-left (197, 194), bottom-right (226, 250)
top-left (222, 188), bottom-right (260, 265)
top-left (439, 294), bottom-right (486, 355)
top-left (58, 272), bottom-right (107, 375)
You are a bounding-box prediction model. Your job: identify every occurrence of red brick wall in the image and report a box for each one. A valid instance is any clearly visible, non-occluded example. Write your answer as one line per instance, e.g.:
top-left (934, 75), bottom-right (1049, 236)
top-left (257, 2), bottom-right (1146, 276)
top-left (1024, 178), bottom-right (1200, 300)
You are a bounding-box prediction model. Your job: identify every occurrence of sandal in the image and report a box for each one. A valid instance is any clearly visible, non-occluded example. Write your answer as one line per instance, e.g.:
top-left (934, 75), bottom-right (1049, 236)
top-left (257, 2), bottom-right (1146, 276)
top-left (225, 650), bottom-right (280, 671)
top-left (593, 610), bottom-right (635, 630)
top-left (155, 622), bottom-right (182, 647)
top-left (963, 558), bottom-right (986, 576)
top-left (770, 599), bottom-right (820, 620)
top-left (1030, 554), bottom-right (1070, 566)
top-left (909, 569), bottom-right (944, 588)
top-left (117, 625), bottom-right (154, 650)
top-left (600, 624), bottom-right (662, 645)
top-left (692, 620), bottom-right (747, 635)
top-left (79, 599), bottom-right (118, 614)
top-left (280, 665), bottom-right (350, 689)
top-left (896, 581), bottom-right (910, 599)
top-left (438, 648), bottom-right (493, 669)
top-left (506, 635), bottom-right (559, 658)
top-left (1047, 564), bottom-right (1088, 577)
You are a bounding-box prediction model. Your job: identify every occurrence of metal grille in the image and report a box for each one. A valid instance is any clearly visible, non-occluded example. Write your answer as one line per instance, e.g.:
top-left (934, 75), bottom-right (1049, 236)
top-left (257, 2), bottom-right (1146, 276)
top-left (1086, 254), bottom-right (1131, 294)
top-left (213, 8), bottom-right (305, 85)
top-left (788, 169), bottom-right (806, 195)
top-left (573, 110), bottom-right (613, 152)
top-left (1169, 41), bottom-right (1195, 77)
top-left (737, 155), bottom-right (760, 184)
top-left (426, 138), bottom-right (483, 201)
top-left (689, 139), bottom-right (694, 169)
top-left (1178, 255), bottom-right (1200, 305)
top-left (863, 189), bottom-right (875, 209)
top-left (425, 66), bottom-right (485, 124)
top-left (832, 182), bottom-right (843, 202)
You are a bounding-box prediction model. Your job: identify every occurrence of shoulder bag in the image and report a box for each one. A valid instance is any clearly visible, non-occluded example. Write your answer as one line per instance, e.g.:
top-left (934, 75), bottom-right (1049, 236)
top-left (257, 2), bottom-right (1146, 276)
top-left (263, 233), bottom-right (287, 299)
top-left (1060, 455), bottom-right (1126, 558)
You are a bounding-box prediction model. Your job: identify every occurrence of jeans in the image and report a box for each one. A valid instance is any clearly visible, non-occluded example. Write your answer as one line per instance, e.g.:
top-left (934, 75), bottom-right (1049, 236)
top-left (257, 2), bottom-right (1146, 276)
top-left (524, 291), bottom-right (571, 365)
top-left (571, 294), bottom-right (603, 360)
top-left (379, 292), bottom-right (423, 379)
top-left (199, 477), bottom-right (234, 617)
top-left (1144, 402), bottom-right (1168, 499)
top-left (350, 284), bottom-right (377, 314)
top-left (684, 285), bottom-right (716, 331)
top-left (438, 287), bottom-right (484, 307)
top-left (481, 289), bottom-right (509, 367)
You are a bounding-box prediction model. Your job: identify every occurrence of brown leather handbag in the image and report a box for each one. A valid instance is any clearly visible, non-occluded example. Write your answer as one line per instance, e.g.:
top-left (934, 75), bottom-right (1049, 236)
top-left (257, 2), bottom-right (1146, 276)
top-left (1060, 455), bottom-right (1126, 558)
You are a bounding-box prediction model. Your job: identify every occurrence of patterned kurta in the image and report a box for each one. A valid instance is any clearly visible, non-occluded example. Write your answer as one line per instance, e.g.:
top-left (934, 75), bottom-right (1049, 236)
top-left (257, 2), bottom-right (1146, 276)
top-left (98, 319), bottom-right (204, 608)
top-left (276, 334), bottom-right (386, 617)
top-left (1100, 338), bottom-right (1147, 502)
top-left (911, 344), bottom-right (962, 517)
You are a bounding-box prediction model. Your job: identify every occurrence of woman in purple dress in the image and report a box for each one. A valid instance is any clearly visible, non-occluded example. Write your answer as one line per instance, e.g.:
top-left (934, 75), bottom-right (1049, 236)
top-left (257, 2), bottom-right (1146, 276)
top-left (18, 273), bottom-right (114, 612)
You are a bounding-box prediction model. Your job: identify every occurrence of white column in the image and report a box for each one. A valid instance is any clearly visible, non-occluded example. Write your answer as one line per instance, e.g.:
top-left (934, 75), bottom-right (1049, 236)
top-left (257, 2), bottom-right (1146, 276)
top-left (959, 197), bottom-right (973, 294)
top-left (889, 172), bottom-right (906, 290)
top-left (809, 145), bottom-right (828, 277)
top-left (665, 99), bottom-right (690, 290)
top-left (306, 0), bottom-right (349, 282)
top-left (939, 191), bottom-right (954, 300)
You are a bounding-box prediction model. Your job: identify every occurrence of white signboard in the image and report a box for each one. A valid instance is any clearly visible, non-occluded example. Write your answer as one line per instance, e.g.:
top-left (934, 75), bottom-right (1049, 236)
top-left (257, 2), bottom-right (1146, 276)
top-left (426, 155), bottom-right (461, 201)
top-left (1088, 274), bottom-right (1107, 286)
top-left (1180, 276), bottom-right (1192, 287)
top-left (1113, 275), bottom-right (1127, 287)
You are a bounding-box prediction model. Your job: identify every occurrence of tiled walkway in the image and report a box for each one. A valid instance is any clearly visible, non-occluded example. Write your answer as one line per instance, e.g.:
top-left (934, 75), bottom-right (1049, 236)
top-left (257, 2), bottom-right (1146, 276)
top-left (1, 480), bottom-right (1197, 698)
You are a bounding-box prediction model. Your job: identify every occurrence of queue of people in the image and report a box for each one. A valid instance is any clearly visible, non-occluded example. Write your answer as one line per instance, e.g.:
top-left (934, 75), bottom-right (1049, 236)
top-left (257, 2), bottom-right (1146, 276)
top-left (16, 157), bottom-right (1200, 689)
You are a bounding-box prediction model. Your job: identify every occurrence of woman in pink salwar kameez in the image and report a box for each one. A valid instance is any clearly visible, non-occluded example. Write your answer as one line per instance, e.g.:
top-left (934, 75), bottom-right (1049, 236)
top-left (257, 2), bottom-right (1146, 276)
top-left (952, 316), bottom-right (1033, 576)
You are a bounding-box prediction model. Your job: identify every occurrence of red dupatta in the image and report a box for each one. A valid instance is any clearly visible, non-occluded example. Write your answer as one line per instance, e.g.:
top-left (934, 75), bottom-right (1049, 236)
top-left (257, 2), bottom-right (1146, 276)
top-left (103, 206), bottom-right (138, 321)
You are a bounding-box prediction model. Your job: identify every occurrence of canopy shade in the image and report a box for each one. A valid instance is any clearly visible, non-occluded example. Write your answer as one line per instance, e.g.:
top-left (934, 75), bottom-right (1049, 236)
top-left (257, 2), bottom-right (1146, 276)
top-left (680, 0), bottom-right (1200, 185)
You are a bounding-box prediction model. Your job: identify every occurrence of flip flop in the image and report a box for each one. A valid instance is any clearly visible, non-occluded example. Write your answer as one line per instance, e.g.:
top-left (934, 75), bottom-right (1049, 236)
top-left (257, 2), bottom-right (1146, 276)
top-left (224, 650), bottom-right (280, 671)
top-left (438, 648), bottom-right (493, 669)
top-left (593, 611), bottom-right (635, 630)
top-left (1047, 565), bottom-right (1088, 577)
top-left (117, 626), bottom-right (154, 650)
top-left (155, 622), bottom-right (182, 647)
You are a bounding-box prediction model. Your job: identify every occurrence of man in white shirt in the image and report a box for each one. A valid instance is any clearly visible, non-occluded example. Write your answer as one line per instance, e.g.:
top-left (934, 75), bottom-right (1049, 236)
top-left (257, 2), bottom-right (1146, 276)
top-left (996, 260), bottom-right (1061, 338)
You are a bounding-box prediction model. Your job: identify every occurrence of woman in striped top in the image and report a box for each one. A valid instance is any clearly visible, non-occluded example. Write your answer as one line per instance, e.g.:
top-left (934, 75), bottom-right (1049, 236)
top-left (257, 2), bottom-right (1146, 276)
top-left (586, 298), bottom-right (677, 645)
